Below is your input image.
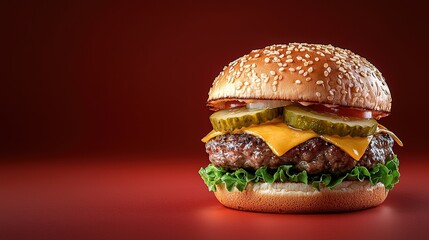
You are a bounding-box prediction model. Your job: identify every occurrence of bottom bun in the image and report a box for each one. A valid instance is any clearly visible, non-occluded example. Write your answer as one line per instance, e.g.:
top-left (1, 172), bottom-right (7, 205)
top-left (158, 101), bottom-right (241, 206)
top-left (213, 181), bottom-right (388, 213)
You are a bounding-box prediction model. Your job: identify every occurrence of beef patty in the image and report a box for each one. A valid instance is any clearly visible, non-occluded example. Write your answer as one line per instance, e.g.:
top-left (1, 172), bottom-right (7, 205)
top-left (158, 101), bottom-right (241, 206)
top-left (205, 133), bottom-right (394, 174)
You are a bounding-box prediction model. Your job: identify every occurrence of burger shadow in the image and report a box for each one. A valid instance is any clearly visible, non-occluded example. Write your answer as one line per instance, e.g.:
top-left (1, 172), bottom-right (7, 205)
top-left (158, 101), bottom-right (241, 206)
top-left (383, 189), bottom-right (428, 213)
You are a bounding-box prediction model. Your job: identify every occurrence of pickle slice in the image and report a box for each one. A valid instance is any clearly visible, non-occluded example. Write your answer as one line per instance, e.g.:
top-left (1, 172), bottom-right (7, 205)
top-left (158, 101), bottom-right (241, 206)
top-left (210, 107), bottom-right (282, 132)
top-left (283, 105), bottom-right (377, 137)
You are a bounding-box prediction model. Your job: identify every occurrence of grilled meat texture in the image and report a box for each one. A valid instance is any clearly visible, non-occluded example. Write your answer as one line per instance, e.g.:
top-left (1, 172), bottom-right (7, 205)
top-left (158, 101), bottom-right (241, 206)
top-left (205, 133), bottom-right (394, 174)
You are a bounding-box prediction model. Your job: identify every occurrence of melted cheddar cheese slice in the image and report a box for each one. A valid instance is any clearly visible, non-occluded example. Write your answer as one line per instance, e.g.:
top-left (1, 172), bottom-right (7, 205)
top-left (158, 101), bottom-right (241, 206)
top-left (202, 122), bottom-right (374, 161)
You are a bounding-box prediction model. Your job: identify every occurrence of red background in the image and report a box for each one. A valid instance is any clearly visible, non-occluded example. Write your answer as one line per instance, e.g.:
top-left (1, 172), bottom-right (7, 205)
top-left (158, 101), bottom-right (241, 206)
top-left (2, 0), bottom-right (428, 156)
top-left (1, 1), bottom-right (429, 239)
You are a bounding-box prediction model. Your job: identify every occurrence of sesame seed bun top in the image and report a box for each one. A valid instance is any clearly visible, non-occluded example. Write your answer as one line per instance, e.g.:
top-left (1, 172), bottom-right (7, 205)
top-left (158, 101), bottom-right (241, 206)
top-left (207, 43), bottom-right (392, 113)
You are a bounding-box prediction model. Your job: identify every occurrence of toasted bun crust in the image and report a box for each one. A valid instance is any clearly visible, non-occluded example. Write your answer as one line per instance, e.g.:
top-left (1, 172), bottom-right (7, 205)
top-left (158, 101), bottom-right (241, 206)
top-left (208, 43), bottom-right (391, 113)
top-left (214, 181), bottom-right (388, 213)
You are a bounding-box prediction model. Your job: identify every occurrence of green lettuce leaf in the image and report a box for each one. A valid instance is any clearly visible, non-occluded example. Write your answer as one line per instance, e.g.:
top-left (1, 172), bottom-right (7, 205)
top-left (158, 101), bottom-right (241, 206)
top-left (198, 156), bottom-right (400, 192)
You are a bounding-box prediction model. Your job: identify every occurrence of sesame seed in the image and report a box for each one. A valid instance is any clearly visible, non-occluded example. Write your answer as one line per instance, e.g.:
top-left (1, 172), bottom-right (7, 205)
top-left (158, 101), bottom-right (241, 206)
top-left (270, 70), bottom-right (276, 76)
top-left (323, 63), bottom-right (329, 68)
top-left (295, 79), bottom-right (302, 84)
top-left (316, 92), bottom-right (321, 97)
top-left (316, 80), bottom-right (324, 85)
top-left (264, 58), bottom-right (270, 63)
top-left (273, 80), bottom-right (278, 85)
top-left (244, 81), bottom-right (249, 86)
top-left (327, 96), bottom-right (334, 101)
top-left (220, 43), bottom-right (385, 98)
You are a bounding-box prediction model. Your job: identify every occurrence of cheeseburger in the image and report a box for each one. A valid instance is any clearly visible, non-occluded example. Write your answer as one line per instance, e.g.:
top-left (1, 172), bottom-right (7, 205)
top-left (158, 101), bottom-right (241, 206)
top-left (199, 43), bottom-right (402, 213)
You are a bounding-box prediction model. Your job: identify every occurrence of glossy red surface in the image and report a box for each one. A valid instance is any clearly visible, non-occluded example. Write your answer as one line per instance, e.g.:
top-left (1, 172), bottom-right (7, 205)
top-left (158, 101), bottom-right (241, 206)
top-left (0, 154), bottom-right (428, 240)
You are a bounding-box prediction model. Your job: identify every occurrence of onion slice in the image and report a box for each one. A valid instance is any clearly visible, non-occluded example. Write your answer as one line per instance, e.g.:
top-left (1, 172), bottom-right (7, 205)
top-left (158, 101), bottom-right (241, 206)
top-left (246, 100), bottom-right (291, 109)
